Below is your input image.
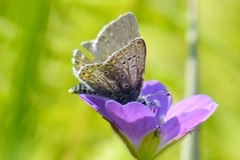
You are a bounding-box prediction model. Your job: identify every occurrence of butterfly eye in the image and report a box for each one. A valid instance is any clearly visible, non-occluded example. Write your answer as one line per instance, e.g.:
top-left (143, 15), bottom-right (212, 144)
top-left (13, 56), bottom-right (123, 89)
top-left (124, 84), bottom-right (129, 88)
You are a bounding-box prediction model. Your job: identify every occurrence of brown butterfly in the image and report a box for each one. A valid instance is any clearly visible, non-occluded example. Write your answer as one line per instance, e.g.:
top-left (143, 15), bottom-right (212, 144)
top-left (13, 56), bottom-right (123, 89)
top-left (69, 12), bottom-right (146, 104)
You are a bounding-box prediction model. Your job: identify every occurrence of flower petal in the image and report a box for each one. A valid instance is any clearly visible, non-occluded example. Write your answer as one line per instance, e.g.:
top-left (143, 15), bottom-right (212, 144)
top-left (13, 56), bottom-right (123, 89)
top-left (162, 107), bottom-right (217, 147)
top-left (175, 109), bottom-right (211, 139)
top-left (160, 95), bottom-right (218, 147)
top-left (80, 94), bottom-right (113, 121)
top-left (166, 94), bottom-right (218, 120)
top-left (142, 80), bottom-right (168, 96)
top-left (159, 117), bottom-right (181, 147)
top-left (105, 101), bottom-right (158, 148)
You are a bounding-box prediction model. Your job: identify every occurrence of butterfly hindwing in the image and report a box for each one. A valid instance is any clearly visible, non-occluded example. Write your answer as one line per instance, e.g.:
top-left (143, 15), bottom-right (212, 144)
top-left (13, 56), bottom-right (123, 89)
top-left (106, 37), bottom-right (146, 94)
top-left (72, 49), bottom-right (93, 77)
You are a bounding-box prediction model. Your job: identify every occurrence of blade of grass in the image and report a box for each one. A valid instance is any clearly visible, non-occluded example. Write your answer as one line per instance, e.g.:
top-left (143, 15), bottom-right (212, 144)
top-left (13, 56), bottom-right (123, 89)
top-left (1, 1), bottom-right (50, 160)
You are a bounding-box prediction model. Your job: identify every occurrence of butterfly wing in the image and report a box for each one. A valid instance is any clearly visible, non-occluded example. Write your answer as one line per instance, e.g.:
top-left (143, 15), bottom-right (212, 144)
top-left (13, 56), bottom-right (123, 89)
top-left (74, 38), bottom-right (146, 104)
top-left (72, 49), bottom-right (93, 79)
top-left (70, 13), bottom-right (146, 104)
top-left (106, 37), bottom-right (146, 100)
top-left (82, 12), bottom-right (140, 62)
top-left (76, 63), bottom-right (128, 101)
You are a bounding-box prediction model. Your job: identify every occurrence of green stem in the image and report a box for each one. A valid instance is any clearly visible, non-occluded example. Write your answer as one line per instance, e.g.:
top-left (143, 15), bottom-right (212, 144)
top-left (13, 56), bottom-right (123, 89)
top-left (181, 0), bottom-right (199, 160)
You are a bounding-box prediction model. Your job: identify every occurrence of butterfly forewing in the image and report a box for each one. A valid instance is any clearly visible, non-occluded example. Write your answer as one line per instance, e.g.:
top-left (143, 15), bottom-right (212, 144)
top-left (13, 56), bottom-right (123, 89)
top-left (82, 12), bottom-right (140, 62)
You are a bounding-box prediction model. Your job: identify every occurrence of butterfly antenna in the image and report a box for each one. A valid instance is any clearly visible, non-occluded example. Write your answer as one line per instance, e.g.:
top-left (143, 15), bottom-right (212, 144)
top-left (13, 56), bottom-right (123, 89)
top-left (138, 90), bottom-right (171, 106)
top-left (144, 90), bottom-right (172, 99)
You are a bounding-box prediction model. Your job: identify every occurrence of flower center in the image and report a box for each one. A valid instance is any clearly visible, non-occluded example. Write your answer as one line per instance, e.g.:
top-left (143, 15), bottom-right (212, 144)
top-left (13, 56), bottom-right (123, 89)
top-left (139, 90), bottom-right (171, 126)
top-left (148, 99), bottom-right (161, 113)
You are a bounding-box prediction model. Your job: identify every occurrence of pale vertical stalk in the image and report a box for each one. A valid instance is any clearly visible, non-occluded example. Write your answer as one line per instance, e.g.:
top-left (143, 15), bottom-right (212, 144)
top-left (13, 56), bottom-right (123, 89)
top-left (181, 0), bottom-right (199, 160)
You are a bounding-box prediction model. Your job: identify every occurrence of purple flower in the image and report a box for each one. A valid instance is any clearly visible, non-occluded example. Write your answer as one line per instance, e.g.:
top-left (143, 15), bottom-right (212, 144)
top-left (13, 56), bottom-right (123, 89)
top-left (80, 80), bottom-right (218, 160)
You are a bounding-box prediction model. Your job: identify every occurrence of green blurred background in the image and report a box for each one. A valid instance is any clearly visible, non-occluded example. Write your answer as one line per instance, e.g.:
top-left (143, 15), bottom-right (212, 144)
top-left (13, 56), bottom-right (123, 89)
top-left (0, 0), bottom-right (239, 160)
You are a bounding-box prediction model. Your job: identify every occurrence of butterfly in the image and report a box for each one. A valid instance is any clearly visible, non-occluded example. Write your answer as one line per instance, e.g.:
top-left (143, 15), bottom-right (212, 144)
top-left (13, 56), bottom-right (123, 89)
top-left (69, 12), bottom-right (146, 105)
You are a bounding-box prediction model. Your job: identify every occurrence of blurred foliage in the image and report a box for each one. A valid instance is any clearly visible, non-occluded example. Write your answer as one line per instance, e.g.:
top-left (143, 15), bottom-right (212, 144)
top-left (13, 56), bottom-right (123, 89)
top-left (0, 0), bottom-right (239, 160)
